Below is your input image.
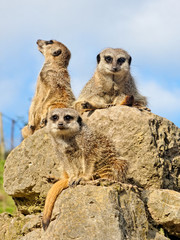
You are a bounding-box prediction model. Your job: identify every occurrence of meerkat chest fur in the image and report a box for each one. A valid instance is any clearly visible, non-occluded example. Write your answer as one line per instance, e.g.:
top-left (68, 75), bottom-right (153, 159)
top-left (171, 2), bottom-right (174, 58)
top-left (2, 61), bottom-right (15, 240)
top-left (55, 137), bottom-right (84, 176)
top-left (94, 71), bottom-right (120, 101)
top-left (40, 63), bottom-right (70, 89)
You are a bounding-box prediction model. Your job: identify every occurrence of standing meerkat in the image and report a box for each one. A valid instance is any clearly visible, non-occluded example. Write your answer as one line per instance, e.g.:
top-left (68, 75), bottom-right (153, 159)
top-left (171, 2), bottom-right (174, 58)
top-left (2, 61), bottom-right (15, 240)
top-left (42, 108), bottom-right (127, 230)
top-left (74, 48), bottom-right (147, 113)
top-left (22, 39), bottom-right (75, 138)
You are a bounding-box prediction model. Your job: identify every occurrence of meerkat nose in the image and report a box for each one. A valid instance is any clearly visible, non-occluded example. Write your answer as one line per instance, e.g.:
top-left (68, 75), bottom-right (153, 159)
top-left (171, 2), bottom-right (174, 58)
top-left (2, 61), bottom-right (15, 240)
top-left (113, 67), bottom-right (118, 72)
top-left (36, 39), bottom-right (43, 45)
top-left (58, 122), bottom-right (65, 129)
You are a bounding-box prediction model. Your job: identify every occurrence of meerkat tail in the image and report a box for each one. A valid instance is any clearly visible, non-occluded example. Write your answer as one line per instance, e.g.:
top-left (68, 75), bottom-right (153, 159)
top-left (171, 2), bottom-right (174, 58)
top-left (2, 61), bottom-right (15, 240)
top-left (42, 178), bottom-right (69, 231)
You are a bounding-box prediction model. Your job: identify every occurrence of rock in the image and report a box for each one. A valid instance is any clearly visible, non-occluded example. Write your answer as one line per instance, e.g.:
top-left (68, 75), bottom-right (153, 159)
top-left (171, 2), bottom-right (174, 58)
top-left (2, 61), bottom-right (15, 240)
top-left (2, 106), bottom-right (180, 239)
top-left (41, 184), bottom-right (149, 240)
top-left (42, 183), bottom-right (172, 240)
top-left (147, 189), bottom-right (180, 237)
top-left (83, 106), bottom-right (180, 190)
top-left (3, 128), bottom-right (63, 213)
top-left (0, 212), bottom-right (41, 240)
top-left (10, 184), bottom-right (171, 240)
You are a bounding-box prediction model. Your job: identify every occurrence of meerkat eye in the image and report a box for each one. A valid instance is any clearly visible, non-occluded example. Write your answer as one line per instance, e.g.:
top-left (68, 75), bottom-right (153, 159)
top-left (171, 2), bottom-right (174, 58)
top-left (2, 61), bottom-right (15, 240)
top-left (45, 40), bottom-right (54, 45)
top-left (64, 115), bottom-right (74, 121)
top-left (117, 57), bottom-right (126, 64)
top-left (104, 56), bottom-right (113, 63)
top-left (52, 49), bottom-right (62, 56)
top-left (50, 114), bottom-right (59, 121)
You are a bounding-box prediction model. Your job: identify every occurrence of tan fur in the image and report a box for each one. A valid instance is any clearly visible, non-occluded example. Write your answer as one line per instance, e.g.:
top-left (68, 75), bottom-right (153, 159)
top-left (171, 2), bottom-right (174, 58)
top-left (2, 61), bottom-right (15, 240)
top-left (22, 40), bottom-right (75, 139)
top-left (42, 108), bottom-right (127, 230)
top-left (74, 48), bottom-right (147, 113)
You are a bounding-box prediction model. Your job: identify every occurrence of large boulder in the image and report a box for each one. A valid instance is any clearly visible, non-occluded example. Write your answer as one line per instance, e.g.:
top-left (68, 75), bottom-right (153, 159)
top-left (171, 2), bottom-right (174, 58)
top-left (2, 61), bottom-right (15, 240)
top-left (2, 106), bottom-right (180, 239)
top-left (3, 128), bottom-right (62, 213)
top-left (0, 184), bottom-right (170, 240)
top-left (83, 106), bottom-right (180, 190)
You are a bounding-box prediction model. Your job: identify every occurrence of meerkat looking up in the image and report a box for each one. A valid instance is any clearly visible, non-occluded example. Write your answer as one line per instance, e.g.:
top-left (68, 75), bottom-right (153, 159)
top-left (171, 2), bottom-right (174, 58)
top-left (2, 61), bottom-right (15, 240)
top-left (42, 108), bottom-right (127, 230)
top-left (21, 39), bottom-right (75, 139)
top-left (74, 48), bottom-right (147, 113)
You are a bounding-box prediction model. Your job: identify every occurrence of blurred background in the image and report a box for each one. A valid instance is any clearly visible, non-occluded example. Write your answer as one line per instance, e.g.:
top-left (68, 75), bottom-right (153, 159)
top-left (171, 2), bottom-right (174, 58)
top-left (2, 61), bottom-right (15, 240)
top-left (0, 0), bottom-right (180, 156)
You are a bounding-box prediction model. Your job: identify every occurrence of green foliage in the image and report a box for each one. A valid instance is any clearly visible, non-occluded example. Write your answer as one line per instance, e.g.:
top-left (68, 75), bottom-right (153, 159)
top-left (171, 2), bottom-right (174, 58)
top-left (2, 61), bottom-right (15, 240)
top-left (0, 159), bottom-right (16, 214)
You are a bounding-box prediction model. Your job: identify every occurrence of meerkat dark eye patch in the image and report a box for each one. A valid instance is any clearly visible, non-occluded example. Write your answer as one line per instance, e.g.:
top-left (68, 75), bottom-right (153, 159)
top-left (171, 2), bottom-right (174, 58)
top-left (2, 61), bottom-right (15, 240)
top-left (50, 114), bottom-right (59, 121)
top-left (64, 115), bottom-right (74, 121)
top-left (104, 56), bottom-right (113, 63)
top-left (97, 54), bottom-right (101, 64)
top-left (52, 49), bottom-right (62, 56)
top-left (77, 116), bottom-right (82, 127)
top-left (117, 57), bottom-right (126, 65)
top-left (45, 40), bottom-right (54, 45)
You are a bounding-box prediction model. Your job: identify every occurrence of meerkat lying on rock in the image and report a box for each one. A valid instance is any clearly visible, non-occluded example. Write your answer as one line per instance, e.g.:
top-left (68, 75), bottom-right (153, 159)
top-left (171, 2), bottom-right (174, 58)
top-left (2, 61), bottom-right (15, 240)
top-left (74, 48), bottom-right (148, 113)
top-left (22, 39), bottom-right (75, 139)
top-left (42, 108), bottom-right (127, 230)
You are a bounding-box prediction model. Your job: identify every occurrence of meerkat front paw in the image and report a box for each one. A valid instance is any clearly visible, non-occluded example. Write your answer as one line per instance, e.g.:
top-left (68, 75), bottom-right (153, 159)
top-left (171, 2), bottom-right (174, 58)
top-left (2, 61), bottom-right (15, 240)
top-left (133, 105), bottom-right (151, 112)
top-left (81, 102), bottom-right (95, 110)
top-left (69, 177), bottom-right (82, 187)
top-left (69, 175), bottom-right (91, 187)
top-left (28, 124), bottom-right (35, 130)
top-left (105, 104), bottom-right (116, 108)
top-left (21, 125), bottom-right (34, 139)
top-left (44, 175), bottom-right (60, 183)
top-left (40, 118), bottom-right (47, 128)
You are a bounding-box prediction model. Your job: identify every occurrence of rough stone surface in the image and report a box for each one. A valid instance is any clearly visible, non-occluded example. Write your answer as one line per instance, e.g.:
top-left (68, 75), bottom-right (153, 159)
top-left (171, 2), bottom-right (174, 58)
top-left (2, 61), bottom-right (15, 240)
top-left (83, 106), bottom-right (180, 190)
top-left (2, 107), bottom-right (180, 239)
top-left (3, 128), bottom-right (63, 213)
top-left (0, 185), bottom-right (170, 240)
top-left (0, 212), bottom-right (41, 240)
top-left (147, 189), bottom-right (180, 237)
top-left (42, 184), bottom-right (149, 240)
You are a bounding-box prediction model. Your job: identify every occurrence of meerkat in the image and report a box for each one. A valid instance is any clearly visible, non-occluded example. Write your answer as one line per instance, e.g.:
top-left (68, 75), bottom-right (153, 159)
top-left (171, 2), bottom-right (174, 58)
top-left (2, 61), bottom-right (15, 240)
top-left (21, 39), bottom-right (75, 138)
top-left (42, 108), bottom-right (127, 230)
top-left (74, 48), bottom-right (147, 113)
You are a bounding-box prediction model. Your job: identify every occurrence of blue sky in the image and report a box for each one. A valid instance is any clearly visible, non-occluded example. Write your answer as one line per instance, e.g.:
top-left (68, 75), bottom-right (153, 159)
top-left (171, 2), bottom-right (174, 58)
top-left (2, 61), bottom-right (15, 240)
top-left (0, 0), bottom-right (180, 149)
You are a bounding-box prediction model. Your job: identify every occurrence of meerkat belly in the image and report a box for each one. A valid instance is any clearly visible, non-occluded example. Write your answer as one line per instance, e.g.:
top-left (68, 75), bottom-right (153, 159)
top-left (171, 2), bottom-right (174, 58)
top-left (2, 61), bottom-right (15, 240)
top-left (104, 83), bottom-right (120, 103)
top-left (63, 148), bottom-right (84, 178)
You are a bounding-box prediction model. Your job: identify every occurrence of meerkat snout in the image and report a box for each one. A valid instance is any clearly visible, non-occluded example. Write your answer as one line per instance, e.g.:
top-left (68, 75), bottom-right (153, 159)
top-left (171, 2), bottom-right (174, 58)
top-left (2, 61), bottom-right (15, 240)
top-left (58, 122), bottom-right (64, 128)
top-left (112, 66), bottom-right (118, 72)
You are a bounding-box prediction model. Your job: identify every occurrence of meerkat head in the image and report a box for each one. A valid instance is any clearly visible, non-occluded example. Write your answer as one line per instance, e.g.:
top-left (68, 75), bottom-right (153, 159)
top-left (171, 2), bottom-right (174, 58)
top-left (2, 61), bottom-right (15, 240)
top-left (36, 39), bottom-right (71, 67)
top-left (47, 108), bottom-right (82, 139)
top-left (96, 48), bottom-right (132, 75)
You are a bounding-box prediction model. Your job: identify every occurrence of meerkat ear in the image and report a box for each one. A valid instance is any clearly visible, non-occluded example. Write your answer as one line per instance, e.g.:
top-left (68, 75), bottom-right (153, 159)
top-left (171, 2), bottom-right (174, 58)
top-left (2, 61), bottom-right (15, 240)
top-left (128, 56), bottom-right (132, 65)
top-left (77, 116), bottom-right (83, 127)
top-left (97, 54), bottom-right (101, 64)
